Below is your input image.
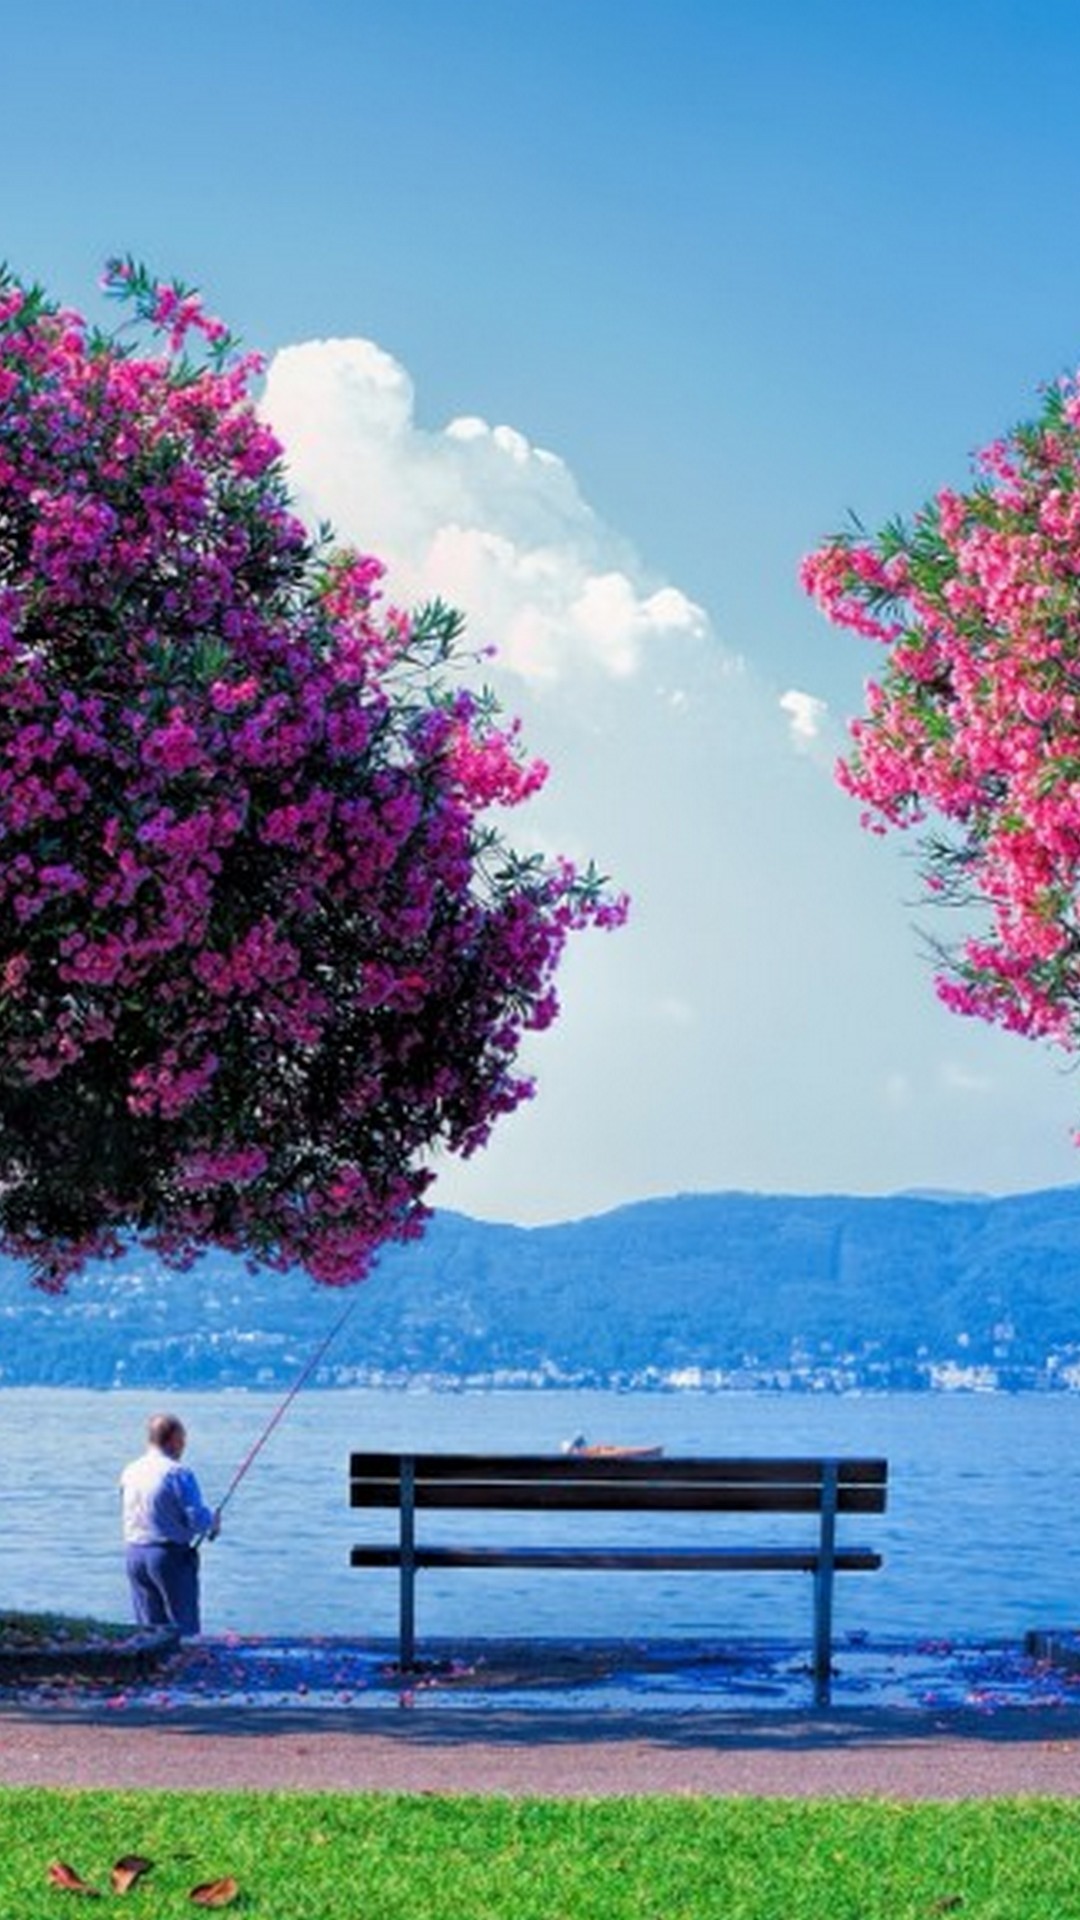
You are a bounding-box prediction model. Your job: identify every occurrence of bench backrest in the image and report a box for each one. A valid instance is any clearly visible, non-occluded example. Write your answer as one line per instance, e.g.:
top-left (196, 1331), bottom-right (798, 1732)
top-left (349, 1453), bottom-right (888, 1514)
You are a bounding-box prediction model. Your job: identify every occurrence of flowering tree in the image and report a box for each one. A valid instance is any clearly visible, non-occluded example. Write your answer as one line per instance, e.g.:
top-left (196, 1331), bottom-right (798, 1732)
top-left (0, 261), bottom-right (625, 1288)
top-left (802, 369), bottom-right (1080, 1119)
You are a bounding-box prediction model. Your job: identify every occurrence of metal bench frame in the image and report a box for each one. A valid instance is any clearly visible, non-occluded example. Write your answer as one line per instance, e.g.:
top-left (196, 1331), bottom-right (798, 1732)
top-left (349, 1451), bottom-right (887, 1705)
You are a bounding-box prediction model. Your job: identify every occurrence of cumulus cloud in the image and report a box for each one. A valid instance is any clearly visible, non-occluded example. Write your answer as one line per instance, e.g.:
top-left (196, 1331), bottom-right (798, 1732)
top-left (260, 337), bottom-right (708, 684)
top-left (260, 326), bottom-right (978, 1224)
top-left (779, 687), bottom-right (828, 748)
top-left (242, 331), bottom-right (1080, 1227)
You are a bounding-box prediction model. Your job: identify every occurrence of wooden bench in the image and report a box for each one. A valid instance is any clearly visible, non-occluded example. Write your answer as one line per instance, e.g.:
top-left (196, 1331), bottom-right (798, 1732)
top-left (349, 1451), bottom-right (888, 1704)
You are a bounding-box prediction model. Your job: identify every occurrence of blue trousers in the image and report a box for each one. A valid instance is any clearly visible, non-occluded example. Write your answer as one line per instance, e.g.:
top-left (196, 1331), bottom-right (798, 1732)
top-left (125, 1542), bottom-right (201, 1636)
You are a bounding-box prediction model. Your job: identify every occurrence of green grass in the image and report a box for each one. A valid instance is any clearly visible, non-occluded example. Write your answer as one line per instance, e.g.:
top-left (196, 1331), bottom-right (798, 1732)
top-left (0, 1611), bottom-right (133, 1648)
top-left (3, 1789), bottom-right (1080, 1918)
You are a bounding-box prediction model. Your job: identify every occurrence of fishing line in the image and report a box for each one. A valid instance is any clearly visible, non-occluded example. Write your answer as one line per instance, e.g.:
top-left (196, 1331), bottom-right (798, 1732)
top-left (212, 1292), bottom-right (361, 1519)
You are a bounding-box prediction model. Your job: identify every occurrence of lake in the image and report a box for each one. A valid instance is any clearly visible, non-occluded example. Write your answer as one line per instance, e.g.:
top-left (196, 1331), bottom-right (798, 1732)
top-left (5, 1387), bottom-right (1079, 1645)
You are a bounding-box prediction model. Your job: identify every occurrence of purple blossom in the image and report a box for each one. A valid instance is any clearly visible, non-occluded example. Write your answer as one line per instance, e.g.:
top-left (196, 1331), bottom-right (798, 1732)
top-left (0, 259), bottom-right (626, 1289)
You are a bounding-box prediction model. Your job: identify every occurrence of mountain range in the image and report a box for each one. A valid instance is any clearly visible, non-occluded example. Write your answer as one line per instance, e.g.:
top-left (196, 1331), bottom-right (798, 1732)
top-left (4, 1185), bottom-right (1080, 1391)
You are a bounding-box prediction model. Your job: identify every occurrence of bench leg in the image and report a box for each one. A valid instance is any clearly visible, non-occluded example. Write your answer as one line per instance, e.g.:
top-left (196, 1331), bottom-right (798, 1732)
top-left (812, 1560), bottom-right (834, 1707)
top-left (812, 1461), bottom-right (839, 1707)
top-left (399, 1456), bottom-right (416, 1671)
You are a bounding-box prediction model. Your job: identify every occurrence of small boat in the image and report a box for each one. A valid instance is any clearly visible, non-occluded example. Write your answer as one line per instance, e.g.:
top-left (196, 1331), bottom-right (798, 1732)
top-left (560, 1435), bottom-right (664, 1459)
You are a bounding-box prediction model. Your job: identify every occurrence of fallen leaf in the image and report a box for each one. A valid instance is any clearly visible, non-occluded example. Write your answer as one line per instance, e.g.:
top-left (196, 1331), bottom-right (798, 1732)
top-left (46, 1861), bottom-right (101, 1896)
top-left (190, 1876), bottom-right (240, 1907)
top-left (929, 1900), bottom-right (964, 1915)
top-left (111, 1856), bottom-right (154, 1894)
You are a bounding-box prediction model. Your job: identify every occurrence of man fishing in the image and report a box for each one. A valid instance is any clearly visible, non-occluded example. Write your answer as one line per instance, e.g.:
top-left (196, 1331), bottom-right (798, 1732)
top-left (116, 1300), bottom-right (356, 1639)
top-left (120, 1412), bottom-right (221, 1637)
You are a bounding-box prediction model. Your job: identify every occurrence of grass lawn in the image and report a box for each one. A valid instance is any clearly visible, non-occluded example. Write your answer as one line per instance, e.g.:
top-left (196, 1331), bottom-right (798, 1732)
top-left (0, 1611), bottom-right (135, 1648)
top-left (2, 1787), bottom-right (1080, 1918)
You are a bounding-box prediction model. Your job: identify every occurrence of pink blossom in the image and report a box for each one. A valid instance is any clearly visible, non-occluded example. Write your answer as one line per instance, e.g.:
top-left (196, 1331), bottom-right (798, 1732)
top-left (0, 258), bottom-right (626, 1289)
top-left (804, 368), bottom-right (1080, 1141)
top-left (179, 1147), bottom-right (269, 1189)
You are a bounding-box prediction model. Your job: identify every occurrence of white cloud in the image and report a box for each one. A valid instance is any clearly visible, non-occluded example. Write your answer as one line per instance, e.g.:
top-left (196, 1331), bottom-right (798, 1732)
top-left (254, 326), bottom-right (1080, 1227)
top-left (261, 338), bottom-right (709, 685)
top-left (940, 1060), bottom-right (995, 1096)
top-left (883, 1071), bottom-right (913, 1110)
top-left (780, 687), bottom-right (828, 748)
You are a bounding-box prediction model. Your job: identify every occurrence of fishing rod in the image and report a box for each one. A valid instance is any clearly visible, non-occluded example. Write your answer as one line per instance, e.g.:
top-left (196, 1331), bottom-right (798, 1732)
top-left (210, 1292), bottom-right (362, 1524)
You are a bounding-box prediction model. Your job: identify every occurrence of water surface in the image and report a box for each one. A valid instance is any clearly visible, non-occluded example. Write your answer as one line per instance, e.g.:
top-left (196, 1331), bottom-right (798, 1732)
top-left (6, 1387), bottom-right (1078, 1643)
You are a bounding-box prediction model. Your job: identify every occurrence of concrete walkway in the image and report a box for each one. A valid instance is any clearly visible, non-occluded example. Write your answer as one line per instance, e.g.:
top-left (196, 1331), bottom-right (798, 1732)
top-left (4, 1634), bottom-right (1080, 1798)
top-left (3, 1699), bottom-right (1080, 1798)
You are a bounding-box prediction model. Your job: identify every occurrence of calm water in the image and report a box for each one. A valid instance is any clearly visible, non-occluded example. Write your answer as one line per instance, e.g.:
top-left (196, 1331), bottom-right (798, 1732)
top-left (5, 1387), bottom-right (1079, 1644)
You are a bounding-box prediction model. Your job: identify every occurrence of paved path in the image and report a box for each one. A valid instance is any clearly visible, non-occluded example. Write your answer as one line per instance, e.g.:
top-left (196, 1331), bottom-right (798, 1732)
top-left (5, 1636), bottom-right (1080, 1799)
top-left (3, 1701), bottom-right (1080, 1798)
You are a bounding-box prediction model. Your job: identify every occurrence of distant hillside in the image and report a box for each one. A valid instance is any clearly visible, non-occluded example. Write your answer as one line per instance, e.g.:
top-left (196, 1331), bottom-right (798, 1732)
top-left (3, 1186), bottom-right (1080, 1390)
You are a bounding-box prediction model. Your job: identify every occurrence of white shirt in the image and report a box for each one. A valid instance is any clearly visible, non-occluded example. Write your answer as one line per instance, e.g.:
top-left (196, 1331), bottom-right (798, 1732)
top-left (120, 1444), bottom-right (215, 1546)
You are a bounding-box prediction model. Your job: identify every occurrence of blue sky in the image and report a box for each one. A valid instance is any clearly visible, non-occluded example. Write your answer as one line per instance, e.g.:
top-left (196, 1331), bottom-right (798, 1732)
top-left (9, 1), bottom-right (1080, 1221)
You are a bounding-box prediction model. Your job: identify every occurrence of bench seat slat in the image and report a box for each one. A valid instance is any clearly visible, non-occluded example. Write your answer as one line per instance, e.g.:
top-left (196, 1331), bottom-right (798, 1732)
top-left (350, 1544), bottom-right (883, 1573)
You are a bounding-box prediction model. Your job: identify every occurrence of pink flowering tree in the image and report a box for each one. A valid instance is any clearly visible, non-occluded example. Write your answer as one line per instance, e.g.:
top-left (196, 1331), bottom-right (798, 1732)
top-left (802, 370), bottom-right (1080, 1117)
top-left (0, 261), bottom-right (626, 1288)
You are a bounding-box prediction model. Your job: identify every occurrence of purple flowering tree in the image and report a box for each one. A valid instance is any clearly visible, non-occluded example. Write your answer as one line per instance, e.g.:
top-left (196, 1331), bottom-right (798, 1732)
top-left (0, 262), bottom-right (625, 1288)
